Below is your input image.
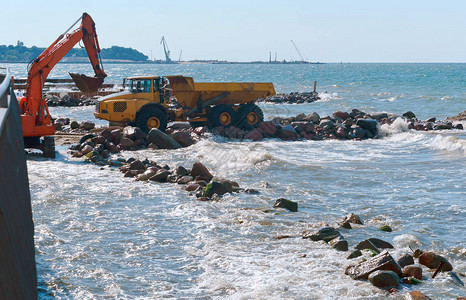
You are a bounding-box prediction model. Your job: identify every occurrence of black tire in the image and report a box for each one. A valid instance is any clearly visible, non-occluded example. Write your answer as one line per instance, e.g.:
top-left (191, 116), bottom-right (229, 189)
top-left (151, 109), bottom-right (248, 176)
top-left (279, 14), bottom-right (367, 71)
top-left (136, 105), bottom-right (168, 133)
top-left (236, 103), bottom-right (264, 130)
top-left (207, 105), bottom-right (237, 128)
top-left (189, 121), bottom-right (208, 128)
top-left (42, 136), bottom-right (56, 158)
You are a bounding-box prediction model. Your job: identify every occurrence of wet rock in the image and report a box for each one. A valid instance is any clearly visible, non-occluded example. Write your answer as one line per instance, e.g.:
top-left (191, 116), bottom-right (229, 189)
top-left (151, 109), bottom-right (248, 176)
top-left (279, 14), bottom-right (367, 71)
top-left (177, 175), bottom-right (193, 184)
top-left (370, 112), bottom-right (389, 121)
top-left (308, 112), bottom-right (320, 124)
top-left (333, 111), bottom-right (349, 120)
top-left (303, 227), bottom-right (341, 242)
top-left (70, 120), bottom-right (80, 129)
top-left (402, 111), bottom-right (416, 119)
top-left (191, 162), bottom-right (213, 182)
top-left (342, 118), bottom-right (353, 128)
top-left (339, 221), bottom-right (352, 229)
top-left (136, 168), bottom-right (157, 181)
top-left (406, 291), bottom-right (432, 300)
top-left (171, 131), bottom-right (195, 147)
top-left (403, 265), bottom-right (422, 280)
top-left (279, 125), bottom-right (298, 141)
top-left (185, 183), bottom-right (201, 192)
top-left (319, 119), bottom-right (335, 131)
top-left (341, 213), bottom-right (363, 225)
top-left (245, 128), bottom-right (263, 141)
top-left (356, 238), bottom-right (394, 251)
top-left (335, 126), bottom-right (348, 139)
top-left (107, 142), bottom-right (119, 153)
top-left (91, 135), bottom-right (106, 145)
top-left (80, 144), bottom-right (93, 155)
top-left (418, 252), bottom-right (453, 271)
top-left (329, 236), bottom-right (348, 251)
top-left (434, 123), bottom-right (452, 130)
top-left (203, 181), bottom-right (228, 198)
top-left (100, 128), bottom-right (113, 142)
top-left (80, 121), bottom-right (95, 130)
top-left (456, 123), bottom-right (464, 130)
top-left (356, 119), bottom-right (378, 136)
top-left (345, 250), bottom-right (402, 279)
top-left (129, 160), bottom-right (145, 171)
top-left (347, 250), bottom-right (363, 259)
top-left (273, 198), bottom-right (298, 212)
top-left (175, 166), bottom-right (190, 176)
top-left (379, 225), bottom-right (392, 232)
top-left (123, 126), bottom-right (147, 140)
top-left (224, 126), bottom-right (245, 139)
top-left (258, 121), bottom-right (279, 137)
top-left (119, 137), bottom-right (135, 150)
top-left (397, 254), bottom-right (415, 268)
top-left (368, 270), bottom-right (399, 288)
top-left (146, 128), bottom-right (182, 149)
top-left (111, 129), bottom-right (122, 145)
top-left (149, 169), bottom-right (171, 182)
top-left (244, 188), bottom-right (260, 194)
top-left (219, 180), bottom-right (233, 193)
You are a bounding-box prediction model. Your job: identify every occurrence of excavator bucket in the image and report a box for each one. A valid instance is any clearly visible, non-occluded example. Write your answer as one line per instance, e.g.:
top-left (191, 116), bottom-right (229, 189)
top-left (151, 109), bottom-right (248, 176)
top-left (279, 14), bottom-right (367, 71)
top-left (69, 73), bottom-right (104, 93)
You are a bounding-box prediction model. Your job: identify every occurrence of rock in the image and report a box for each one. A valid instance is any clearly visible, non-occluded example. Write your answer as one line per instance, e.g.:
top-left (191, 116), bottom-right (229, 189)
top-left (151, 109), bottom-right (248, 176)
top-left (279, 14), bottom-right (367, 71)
top-left (107, 142), bottom-right (119, 153)
top-left (329, 236), bottom-right (348, 251)
top-left (175, 166), bottom-right (190, 176)
top-left (406, 291), bottom-right (432, 300)
top-left (333, 111), bottom-right (349, 120)
top-left (434, 123), bottom-right (453, 130)
top-left (244, 188), bottom-right (260, 194)
top-left (224, 126), bottom-right (244, 139)
top-left (70, 120), bottom-right (80, 129)
top-left (203, 181), bottom-right (228, 198)
top-left (185, 183), bottom-right (201, 192)
top-left (308, 112), bottom-right (320, 124)
top-left (171, 131), bottom-right (195, 147)
top-left (339, 221), bottom-right (352, 229)
top-left (245, 128), bottom-right (263, 141)
top-left (418, 252), bottom-right (453, 271)
top-left (355, 239), bottom-right (381, 254)
top-left (345, 250), bottom-right (403, 279)
top-left (80, 144), bottom-right (93, 155)
top-left (279, 125), bottom-right (298, 141)
top-left (403, 265), bottom-right (422, 280)
top-left (368, 270), bottom-right (399, 288)
top-left (190, 162), bottom-right (213, 182)
top-left (397, 254), bottom-right (415, 268)
top-left (402, 111), bottom-right (416, 119)
top-left (295, 113), bottom-right (307, 121)
top-left (342, 118), bottom-right (353, 128)
top-left (149, 170), bottom-right (171, 182)
top-left (136, 168), bottom-right (157, 181)
top-left (80, 121), bottom-right (95, 130)
top-left (146, 128), bottom-right (182, 149)
top-left (119, 137), bottom-right (135, 150)
top-left (370, 112), bottom-right (389, 121)
top-left (123, 126), bottom-right (146, 140)
top-left (219, 180), bottom-right (233, 193)
top-left (177, 175), bottom-right (194, 184)
top-left (147, 143), bottom-right (158, 149)
top-left (129, 160), bottom-right (145, 171)
top-left (319, 119), bottom-right (335, 130)
top-left (379, 225), bottom-right (392, 232)
top-left (303, 227), bottom-right (341, 242)
top-left (111, 129), bottom-right (122, 144)
top-left (258, 121), bottom-right (278, 137)
top-left (356, 119), bottom-right (378, 136)
top-left (99, 128), bottom-right (113, 142)
top-left (347, 250), bottom-right (363, 259)
top-left (456, 123), bottom-right (464, 130)
top-left (341, 213), bottom-right (363, 225)
top-left (356, 238), bottom-right (394, 250)
top-left (335, 126), bottom-right (348, 139)
top-left (273, 198), bottom-right (298, 212)
top-left (91, 135), bottom-right (106, 145)
top-left (349, 127), bottom-right (366, 139)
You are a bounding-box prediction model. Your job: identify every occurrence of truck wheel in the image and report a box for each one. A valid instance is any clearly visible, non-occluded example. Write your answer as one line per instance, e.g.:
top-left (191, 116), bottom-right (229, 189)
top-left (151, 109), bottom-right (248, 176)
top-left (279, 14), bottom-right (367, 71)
top-left (208, 105), bottom-right (237, 128)
top-left (136, 106), bottom-right (168, 133)
top-left (237, 104), bottom-right (264, 129)
top-left (42, 136), bottom-right (56, 158)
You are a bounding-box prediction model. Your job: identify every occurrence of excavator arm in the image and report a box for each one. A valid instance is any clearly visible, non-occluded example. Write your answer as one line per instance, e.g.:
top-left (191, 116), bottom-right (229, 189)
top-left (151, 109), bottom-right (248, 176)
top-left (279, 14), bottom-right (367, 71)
top-left (22, 12), bottom-right (107, 131)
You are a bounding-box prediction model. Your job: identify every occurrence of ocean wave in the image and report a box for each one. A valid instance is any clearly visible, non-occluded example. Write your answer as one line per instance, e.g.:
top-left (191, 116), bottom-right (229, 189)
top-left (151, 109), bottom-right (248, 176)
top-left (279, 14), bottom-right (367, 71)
top-left (316, 92), bottom-right (339, 102)
top-left (428, 134), bottom-right (466, 154)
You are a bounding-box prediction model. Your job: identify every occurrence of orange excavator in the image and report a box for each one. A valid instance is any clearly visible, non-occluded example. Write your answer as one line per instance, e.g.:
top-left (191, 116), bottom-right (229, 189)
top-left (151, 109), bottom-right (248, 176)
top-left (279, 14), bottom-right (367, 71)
top-left (18, 12), bottom-right (107, 158)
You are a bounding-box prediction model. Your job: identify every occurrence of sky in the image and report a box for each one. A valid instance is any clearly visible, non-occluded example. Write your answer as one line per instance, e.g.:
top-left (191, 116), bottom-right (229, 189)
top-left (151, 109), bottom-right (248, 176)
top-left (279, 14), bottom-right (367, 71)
top-left (2, 0), bottom-right (466, 62)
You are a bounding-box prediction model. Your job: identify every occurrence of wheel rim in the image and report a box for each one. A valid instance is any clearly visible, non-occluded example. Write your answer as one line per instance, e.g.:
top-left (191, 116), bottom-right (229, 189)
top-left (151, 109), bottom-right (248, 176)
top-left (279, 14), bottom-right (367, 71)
top-left (246, 112), bottom-right (259, 125)
top-left (147, 116), bottom-right (160, 129)
top-left (219, 112), bottom-right (232, 125)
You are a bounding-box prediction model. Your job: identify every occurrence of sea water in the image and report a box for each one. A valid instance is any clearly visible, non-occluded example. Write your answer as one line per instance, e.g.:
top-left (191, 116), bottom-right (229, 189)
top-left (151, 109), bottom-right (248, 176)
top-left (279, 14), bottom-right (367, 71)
top-left (2, 63), bottom-right (465, 299)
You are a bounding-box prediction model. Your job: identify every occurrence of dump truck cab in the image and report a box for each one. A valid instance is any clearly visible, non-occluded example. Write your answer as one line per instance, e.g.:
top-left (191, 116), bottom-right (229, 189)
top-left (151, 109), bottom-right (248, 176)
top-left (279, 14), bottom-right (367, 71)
top-left (95, 75), bottom-right (275, 133)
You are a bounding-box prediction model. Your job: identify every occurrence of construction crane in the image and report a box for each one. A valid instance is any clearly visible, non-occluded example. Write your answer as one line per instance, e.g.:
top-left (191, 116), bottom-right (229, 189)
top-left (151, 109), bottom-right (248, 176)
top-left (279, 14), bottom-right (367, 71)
top-left (160, 36), bottom-right (172, 63)
top-left (290, 40), bottom-right (306, 62)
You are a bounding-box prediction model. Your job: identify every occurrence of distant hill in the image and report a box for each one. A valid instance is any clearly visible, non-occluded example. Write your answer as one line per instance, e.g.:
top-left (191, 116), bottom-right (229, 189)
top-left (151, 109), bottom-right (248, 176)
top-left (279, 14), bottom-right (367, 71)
top-left (0, 41), bottom-right (148, 62)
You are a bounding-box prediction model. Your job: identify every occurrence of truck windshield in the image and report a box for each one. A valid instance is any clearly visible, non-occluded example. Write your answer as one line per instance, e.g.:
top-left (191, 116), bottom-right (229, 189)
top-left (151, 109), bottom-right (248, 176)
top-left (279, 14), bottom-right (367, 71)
top-left (128, 79), bottom-right (151, 93)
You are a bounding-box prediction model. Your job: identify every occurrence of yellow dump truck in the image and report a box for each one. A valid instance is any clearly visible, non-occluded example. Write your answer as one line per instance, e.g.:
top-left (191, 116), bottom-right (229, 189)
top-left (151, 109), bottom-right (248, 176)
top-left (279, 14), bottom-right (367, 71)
top-left (94, 75), bottom-right (275, 132)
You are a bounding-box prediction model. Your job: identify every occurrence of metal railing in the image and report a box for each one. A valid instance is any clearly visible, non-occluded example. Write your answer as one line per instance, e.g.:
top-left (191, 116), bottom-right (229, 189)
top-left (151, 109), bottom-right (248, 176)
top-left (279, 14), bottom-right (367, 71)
top-left (0, 67), bottom-right (12, 133)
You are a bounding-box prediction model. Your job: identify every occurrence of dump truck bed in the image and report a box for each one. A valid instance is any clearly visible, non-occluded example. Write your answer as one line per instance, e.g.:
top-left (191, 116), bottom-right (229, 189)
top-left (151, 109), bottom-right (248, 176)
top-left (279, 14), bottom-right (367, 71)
top-left (165, 75), bottom-right (275, 108)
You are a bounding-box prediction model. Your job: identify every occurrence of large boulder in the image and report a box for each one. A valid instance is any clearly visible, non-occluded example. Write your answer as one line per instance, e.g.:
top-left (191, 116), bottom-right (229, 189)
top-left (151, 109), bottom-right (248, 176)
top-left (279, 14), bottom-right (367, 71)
top-left (258, 121), bottom-right (279, 137)
top-left (119, 137), bottom-right (134, 150)
top-left (341, 213), bottom-right (363, 225)
top-left (303, 227), bottom-right (341, 242)
top-left (418, 252), bottom-right (453, 271)
top-left (319, 119), bottom-right (335, 131)
top-left (356, 238), bottom-right (394, 251)
top-left (397, 254), bottom-right (415, 268)
top-left (100, 128), bottom-right (113, 142)
top-left (403, 265), bottom-right (422, 280)
top-left (111, 129), bottom-right (122, 145)
top-left (278, 125), bottom-right (298, 141)
top-left (203, 181), bottom-right (229, 198)
top-left (129, 160), bottom-right (146, 171)
top-left (171, 131), bottom-right (195, 147)
top-left (273, 198), bottom-right (298, 212)
top-left (190, 162), bottom-right (213, 182)
top-left (307, 112), bottom-right (320, 124)
top-left (329, 236), bottom-right (348, 251)
top-left (149, 169), bottom-right (171, 182)
top-left (345, 250), bottom-right (402, 279)
top-left (123, 126), bottom-right (147, 140)
top-left (245, 128), bottom-right (263, 141)
top-left (333, 111), bottom-right (349, 120)
top-left (368, 270), bottom-right (399, 288)
top-left (146, 128), bottom-right (182, 149)
top-left (356, 119), bottom-right (378, 136)
top-left (80, 121), bottom-right (95, 130)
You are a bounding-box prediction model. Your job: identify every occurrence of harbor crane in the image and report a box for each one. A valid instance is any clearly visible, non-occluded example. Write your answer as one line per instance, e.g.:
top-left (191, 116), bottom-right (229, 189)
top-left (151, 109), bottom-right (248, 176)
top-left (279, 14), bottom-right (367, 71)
top-left (291, 40), bottom-right (306, 62)
top-left (160, 36), bottom-right (172, 63)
